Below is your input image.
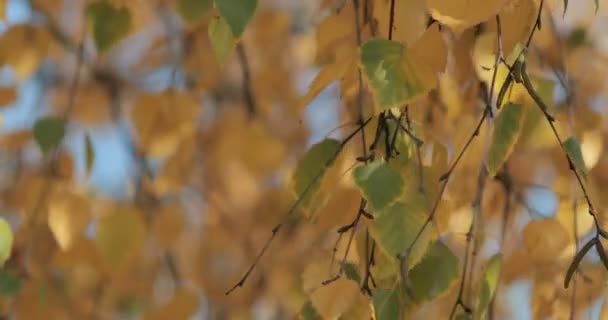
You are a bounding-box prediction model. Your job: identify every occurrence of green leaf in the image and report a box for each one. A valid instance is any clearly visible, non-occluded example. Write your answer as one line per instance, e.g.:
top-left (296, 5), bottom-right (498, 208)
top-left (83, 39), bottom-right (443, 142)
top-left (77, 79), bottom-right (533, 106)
top-left (176, 0), bottom-right (212, 24)
top-left (487, 103), bottom-right (526, 177)
top-left (214, 0), bottom-right (257, 38)
top-left (353, 161), bottom-right (404, 212)
top-left (373, 287), bottom-right (402, 320)
top-left (208, 15), bottom-right (236, 65)
top-left (293, 139), bottom-right (341, 212)
top-left (300, 300), bottom-right (321, 320)
top-left (0, 269), bottom-right (21, 296)
top-left (408, 241), bottom-right (459, 301)
top-left (33, 116), bottom-right (65, 156)
top-left (87, 1), bottom-right (132, 52)
top-left (85, 133), bottom-right (95, 177)
top-left (344, 263), bottom-right (361, 283)
top-left (369, 201), bottom-right (432, 268)
top-left (475, 254), bottom-right (502, 320)
top-left (360, 39), bottom-right (424, 111)
top-left (567, 28), bottom-right (587, 49)
top-left (564, 137), bottom-right (587, 177)
top-left (0, 217), bottom-right (13, 266)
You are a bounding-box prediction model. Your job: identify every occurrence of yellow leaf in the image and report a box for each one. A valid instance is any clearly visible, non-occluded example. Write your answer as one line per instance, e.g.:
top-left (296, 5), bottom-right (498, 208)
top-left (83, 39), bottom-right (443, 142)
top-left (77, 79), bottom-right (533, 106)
top-left (95, 206), bottom-right (146, 274)
top-left (0, 87), bottom-right (16, 107)
top-left (298, 51), bottom-right (355, 113)
top-left (523, 218), bottom-right (569, 264)
top-left (0, 25), bottom-right (51, 81)
top-left (484, 0), bottom-right (537, 56)
top-left (0, 0), bottom-right (5, 20)
top-left (131, 90), bottom-right (200, 158)
top-left (143, 288), bottom-right (199, 320)
top-left (311, 279), bottom-right (360, 318)
top-left (302, 258), bottom-right (361, 318)
top-left (152, 204), bottom-right (184, 249)
top-left (426, 0), bottom-right (510, 32)
top-left (150, 135), bottom-right (196, 195)
top-left (315, 3), bottom-right (355, 64)
top-left (48, 192), bottom-right (91, 251)
top-left (373, 0), bottom-right (427, 45)
top-left (0, 130), bottom-right (32, 150)
top-left (51, 83), bottom-right (111, 125)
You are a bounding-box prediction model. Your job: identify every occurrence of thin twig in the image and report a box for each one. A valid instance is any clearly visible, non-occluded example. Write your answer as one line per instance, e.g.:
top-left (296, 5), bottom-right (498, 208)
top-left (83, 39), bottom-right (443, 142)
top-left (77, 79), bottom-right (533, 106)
top-left (569, 200), bottom-right (579, 320)
top-left (226, 117), bottom-right (373, 295)
top-left (520, 61), bottom-right (606, 238)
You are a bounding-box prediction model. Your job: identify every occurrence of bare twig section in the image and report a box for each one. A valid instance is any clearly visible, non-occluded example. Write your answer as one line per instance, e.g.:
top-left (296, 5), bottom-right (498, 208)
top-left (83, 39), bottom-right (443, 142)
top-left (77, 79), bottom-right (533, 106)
top-left (520, 61), bottom-right (606, 239)
top-left (237, 43), bottom-right (256, 117)
top-left (569, 200), bottom-right (578, 320)
top-left (226, 117), bottom-right (374, 295)
top-left (448, 218), bottom-right (475, 319)
top-left (387, 111), bottom-right (424, 147)
top-left (400, 107), bottom-right (489, 273)
top-left (517, 48), bottom-right (608, 290)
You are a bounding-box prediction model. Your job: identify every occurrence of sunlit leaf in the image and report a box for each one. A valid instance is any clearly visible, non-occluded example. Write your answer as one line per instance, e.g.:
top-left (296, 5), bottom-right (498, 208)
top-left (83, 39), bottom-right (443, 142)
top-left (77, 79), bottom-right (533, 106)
top-left (373, 286), bottom-right (403, 320)
top-left (360, 24), bottom-right (446, 111)
top-left (0, 25), bottom-right (51, 80)
top-left (0, 269), bottom-right (21, 296)
top-left (87, 1), bottom-right (132, 52)
top-left (310, 279), bottom-right (360, 319)
top-left (487, 103), bottom-right (526, 177)
top-left (353, 161), bottom-right (404, 212)
top-left (176, 0), bottom-right (212, 25)
top-left (298, 53), bottom-right (355, 112)
top-left (0, 217), bottom-right (12, 266)
top-left (426, 0), bottom-right (509, 31)
top-left (475, 254), bottom-right (502, 320)
top-left (208, 15), bottom-right (236, 65)
top-left (563, 136), bottom-right (587, 177)
top-left (369, 201), bottom-right (432, 269)
top-left (292, 139), bottom-right (341, 212)
top-left (48, 192), bottom-right (91, 251)
top-left (214, 0), bottom-right (257, 37)
top-left (408, 241), bottom-right (459, 301)
top-left (33, 116), bottom-right (65, 156)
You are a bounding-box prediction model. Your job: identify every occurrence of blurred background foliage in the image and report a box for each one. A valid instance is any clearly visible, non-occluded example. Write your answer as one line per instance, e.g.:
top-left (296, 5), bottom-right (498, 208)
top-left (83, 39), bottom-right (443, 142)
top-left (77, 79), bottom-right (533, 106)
top-left (0, 0), bottom-right (606, 319)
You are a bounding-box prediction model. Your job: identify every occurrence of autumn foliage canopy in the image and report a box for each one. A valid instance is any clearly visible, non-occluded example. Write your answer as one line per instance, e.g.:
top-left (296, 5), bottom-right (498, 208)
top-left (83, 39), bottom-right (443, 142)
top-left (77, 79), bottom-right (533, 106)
top-left (0, 0), bottom-right (607, 319)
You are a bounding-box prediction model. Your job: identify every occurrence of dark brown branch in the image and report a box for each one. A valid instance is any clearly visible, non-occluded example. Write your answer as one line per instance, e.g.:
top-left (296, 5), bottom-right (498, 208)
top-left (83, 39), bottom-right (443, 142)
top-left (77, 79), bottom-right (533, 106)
top-left (237, 43), bottom-right (256, 117)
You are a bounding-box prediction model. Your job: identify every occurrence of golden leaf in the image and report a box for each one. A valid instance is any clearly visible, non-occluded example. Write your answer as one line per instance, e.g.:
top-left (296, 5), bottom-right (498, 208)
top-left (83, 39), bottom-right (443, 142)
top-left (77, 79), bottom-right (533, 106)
top-left (47, 191), bottom-right (91, 251)
top-left (523, 218), bottom-right (569, 264)
top-left (0, 87), bottom-right (16, 107)
top-left (152, 204), bottom-right (185, 250)
top-left (0, 25), bottom-right (51, 81)
top-left (131, 90), bottom-right (200, 158)
top-left (426, 0), bottom-right (510, 32)
top-left (95, 206), bottom-right (146, 274)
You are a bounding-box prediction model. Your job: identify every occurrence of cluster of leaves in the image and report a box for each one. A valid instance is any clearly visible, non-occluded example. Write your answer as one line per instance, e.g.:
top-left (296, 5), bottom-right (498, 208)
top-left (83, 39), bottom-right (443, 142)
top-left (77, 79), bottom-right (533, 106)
top-left (0, 0), bottom-right (605, 319)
